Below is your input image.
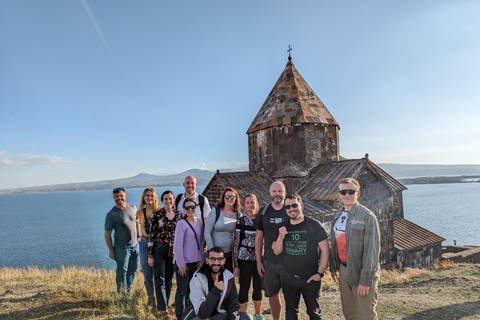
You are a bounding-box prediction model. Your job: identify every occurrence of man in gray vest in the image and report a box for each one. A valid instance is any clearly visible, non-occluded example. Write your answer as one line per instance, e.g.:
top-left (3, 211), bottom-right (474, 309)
top-left (329, 178), bottom-right (381, 320)
top-left (104, 187), bottom-right (140, 294)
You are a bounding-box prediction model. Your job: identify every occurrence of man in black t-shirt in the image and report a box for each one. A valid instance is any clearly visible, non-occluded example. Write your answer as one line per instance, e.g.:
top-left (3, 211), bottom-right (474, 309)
top-left (253, 181), bottom-right (288, 320)
top-left (272, 194), bottom-right (329, 320)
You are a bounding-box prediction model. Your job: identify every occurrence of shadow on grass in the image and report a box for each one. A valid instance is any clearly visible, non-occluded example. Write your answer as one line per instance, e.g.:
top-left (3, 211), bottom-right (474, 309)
top-left (402, 301), bottom-right (480, 320)
top-left (0, 300), bottom-right (110, 320)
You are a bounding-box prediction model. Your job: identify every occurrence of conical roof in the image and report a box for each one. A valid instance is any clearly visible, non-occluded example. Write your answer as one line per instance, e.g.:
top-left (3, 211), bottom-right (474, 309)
top-left (247, 58), bottom-right (338, 134)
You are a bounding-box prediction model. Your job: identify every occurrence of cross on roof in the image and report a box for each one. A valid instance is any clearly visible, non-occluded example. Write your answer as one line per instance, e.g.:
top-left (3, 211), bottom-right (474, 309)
top-left (287, 45), bottom-right (292, 59)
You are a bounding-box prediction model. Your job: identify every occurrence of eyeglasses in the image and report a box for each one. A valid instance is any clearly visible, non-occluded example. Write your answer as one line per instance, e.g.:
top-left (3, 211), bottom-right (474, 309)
top-left (208, 257), bottom-right (225, 262)
top-left (184, 205), bottom-right (197, 210)
top-left (224, 195), bottom-right (236, 200)
top-left (113, 187), bottom-right (125, 192)
top-left (339, 189), bottom-right (357, 196)
top-left (284, 203), bottom-right (300, 210)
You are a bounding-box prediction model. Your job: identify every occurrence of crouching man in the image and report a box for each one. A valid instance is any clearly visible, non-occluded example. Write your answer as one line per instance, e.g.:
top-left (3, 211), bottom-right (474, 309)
top-left (186, 247), bottom-right (252, 320)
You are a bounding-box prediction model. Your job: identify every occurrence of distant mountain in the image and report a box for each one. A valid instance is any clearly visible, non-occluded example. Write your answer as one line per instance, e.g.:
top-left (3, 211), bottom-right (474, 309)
top-left (377, 163), bottom-right (480, 178)
top-left (0, 169), bottom-right (217, 195)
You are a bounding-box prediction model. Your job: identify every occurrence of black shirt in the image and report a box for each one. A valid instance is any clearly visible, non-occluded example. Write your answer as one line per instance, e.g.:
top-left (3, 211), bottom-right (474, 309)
top-left (253, 203), bottom-right (288, 262)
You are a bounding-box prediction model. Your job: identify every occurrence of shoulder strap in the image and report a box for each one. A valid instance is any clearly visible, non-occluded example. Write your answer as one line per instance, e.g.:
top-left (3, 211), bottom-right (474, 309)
top-left (214, 206), bottom-right (221, 223)
top-left (261, 203), bottom-right (270, 216)
top-left (142, 208), bottom-right (149, 234)
top-left (239, 216), bottom-right (246, 243)
top-left (175, 194), bottom-right (183, 211)
top-left (198, 194), bottom-right (205, 217)
top-left (184, 219), bottom-right (200, 251)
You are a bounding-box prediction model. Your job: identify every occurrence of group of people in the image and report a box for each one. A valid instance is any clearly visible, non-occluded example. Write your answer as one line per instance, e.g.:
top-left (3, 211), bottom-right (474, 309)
top-left (105, 175), bottom-right (381, 320)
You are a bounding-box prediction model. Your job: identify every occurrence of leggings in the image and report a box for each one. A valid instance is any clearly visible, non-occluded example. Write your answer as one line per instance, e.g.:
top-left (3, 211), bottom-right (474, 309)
top-left (238, 260), bottom-right (262, 303)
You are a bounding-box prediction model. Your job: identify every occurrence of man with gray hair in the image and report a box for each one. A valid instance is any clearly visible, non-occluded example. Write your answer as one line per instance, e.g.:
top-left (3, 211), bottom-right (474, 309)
top-left (329, 178), bottom-right (381, 320)
top-left (253, 181), bottom-right (288, 320)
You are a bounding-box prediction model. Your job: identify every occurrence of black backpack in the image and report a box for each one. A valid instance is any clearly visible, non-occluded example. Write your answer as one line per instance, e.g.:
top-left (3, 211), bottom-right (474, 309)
top-left (175, 193), bottom-right (206, 221)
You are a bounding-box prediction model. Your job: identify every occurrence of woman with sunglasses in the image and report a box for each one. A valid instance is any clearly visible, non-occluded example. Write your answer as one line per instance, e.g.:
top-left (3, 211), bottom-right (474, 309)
top-left (172, 197), bottom-right (204, 320)
top-left (136, 187), bottom-right (161, 306)
top-left (204, 187), bottom-right (241, 272)
top-left (233, 194), bottom-right (265, 320)
top-left (147, 190), bottom-right (180, 316)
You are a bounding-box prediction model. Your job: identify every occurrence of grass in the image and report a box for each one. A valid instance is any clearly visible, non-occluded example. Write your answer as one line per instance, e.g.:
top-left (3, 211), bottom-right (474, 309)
top-left (1, 262), bottom-right (479, 319)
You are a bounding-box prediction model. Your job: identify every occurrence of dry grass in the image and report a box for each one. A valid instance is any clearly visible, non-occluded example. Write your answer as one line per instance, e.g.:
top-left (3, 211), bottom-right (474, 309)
top-left (1, 262), bottom-right (479, 319)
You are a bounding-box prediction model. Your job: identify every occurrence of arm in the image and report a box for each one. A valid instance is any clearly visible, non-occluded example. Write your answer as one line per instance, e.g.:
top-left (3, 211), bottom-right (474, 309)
top-left (255, 230), bottom-right (265, 276)
top-left (173, 221), bottom-right (186, 269)
top-left (272, 226), bottom-right (287, 255)
top-left (104, 230), bottom-right (115, 260)
top-left (190, 275), bottom-right (224, 319)
top-left (136, 219), bottom-right (141, 244)
top-left (204, 207), bottom-right (216, 250)
top-left (359, 214), bottom-right (381, 288)
top-left (224, 278), bottom-right (240, 320)
top-left (203, 197), bottom-right (211, 219)
top-left (307, 239), bottom-right (330, 283)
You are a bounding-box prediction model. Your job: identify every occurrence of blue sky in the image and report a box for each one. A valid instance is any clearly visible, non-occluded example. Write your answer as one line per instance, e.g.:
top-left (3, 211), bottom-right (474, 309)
top-left (1, 1), bottom-right (479, 189)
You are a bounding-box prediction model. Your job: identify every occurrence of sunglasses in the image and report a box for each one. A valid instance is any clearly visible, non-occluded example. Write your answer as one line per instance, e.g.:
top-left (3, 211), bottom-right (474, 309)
top-left (208, 257), bottom-right (225, 262)
top-left (113, 187), bottom-right (125, 192)
top-left (224, 195), bottom-right (236, 200)
top-left (284, 203), bottom-right (300, 210)
top-left (339, 189), bottom-right (357, 196)
top-left (184, 205), bottom-right (197, 210)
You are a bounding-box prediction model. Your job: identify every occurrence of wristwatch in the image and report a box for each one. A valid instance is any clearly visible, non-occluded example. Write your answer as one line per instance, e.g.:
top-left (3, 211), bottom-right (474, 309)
top-left (316, 272), bottom-right (324, 278)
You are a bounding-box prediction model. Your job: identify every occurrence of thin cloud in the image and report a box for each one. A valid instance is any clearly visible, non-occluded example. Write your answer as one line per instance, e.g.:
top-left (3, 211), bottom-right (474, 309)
top-left (0, 151), bottom-right (73, 166)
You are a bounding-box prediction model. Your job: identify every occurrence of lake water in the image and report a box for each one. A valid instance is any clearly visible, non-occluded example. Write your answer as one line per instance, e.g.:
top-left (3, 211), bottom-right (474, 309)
top-left (0, 183), bottom-right (478, 269)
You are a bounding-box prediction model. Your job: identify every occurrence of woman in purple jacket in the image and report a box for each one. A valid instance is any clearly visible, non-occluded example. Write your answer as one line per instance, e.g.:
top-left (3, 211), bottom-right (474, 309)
top-left (173, 197), bottom-right (205, 319)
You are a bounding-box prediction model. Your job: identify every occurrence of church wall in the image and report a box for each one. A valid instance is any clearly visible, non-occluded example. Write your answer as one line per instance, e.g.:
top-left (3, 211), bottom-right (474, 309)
top-left (395, 243), bottom-right (443, 268)
top-left (248, 124), bottom-right (339, 177)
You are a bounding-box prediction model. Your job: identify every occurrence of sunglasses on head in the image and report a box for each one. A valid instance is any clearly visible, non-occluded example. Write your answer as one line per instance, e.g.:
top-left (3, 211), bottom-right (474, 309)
top-left (184, 205), bottom-right (197, 210)
top-left (224, 195), bottom-right (236, 200)
top-left (339, 189), bottom-right (357, 196)
top-left (284, 203), bottom-right (300, 210)
top-left (113, 187), bottom-right (125, 192)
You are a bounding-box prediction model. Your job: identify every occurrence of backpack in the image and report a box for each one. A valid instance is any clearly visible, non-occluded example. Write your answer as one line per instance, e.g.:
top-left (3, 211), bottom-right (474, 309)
top-left (212, 205), bottom-right (240, 224)
top-left (175, 193), bottom-right (206, 221)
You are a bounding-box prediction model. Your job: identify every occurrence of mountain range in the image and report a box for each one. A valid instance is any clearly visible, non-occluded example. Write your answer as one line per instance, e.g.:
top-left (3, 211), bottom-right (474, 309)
top-left (1, 164), bottom-right (480, 195)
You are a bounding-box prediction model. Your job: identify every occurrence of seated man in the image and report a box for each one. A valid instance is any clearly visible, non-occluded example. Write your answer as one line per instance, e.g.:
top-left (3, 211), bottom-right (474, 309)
top-left (187, 247), bottom-right (252, 320)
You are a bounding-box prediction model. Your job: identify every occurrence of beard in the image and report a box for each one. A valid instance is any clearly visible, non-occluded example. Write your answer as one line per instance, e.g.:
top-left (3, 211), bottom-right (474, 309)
top-left (271, 195), bottom-right (284, 204)
top-left (208, 264), bottom-right (225, 274)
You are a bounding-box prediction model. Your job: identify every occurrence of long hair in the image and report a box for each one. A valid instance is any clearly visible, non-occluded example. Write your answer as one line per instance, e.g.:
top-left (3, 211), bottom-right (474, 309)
top-left (138, 187), bottom-right (161, 211)
top-left (217, 187), bottom-right (241, 212)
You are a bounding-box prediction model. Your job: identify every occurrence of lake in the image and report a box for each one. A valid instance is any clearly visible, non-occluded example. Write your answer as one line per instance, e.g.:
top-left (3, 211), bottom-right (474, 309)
top-left (0, 183), bottom-right (478, 269)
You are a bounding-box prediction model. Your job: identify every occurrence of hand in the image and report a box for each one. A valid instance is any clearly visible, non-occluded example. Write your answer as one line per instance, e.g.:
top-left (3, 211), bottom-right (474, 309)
top-left (178, 266), bottom-right (188, 277)
top-left (278, 226), bottom-right (288, 238)
top-left (214, 279), bottom-right (225, 291)
top-left (234, 267), bottom-right (240, 278)
top-left (108, 250), bottom-right (115, 260)
top-left (307, 273), bottom-right (321, 283)
top-left (256, 261), bottom-right (265, 277)
top-left (197, 261), bottom-right (203, 269)
top-left (148, 257), bottom-right (154, 267)
top-left (331, 272), bottom-right (339, 284)
top-left (357, 284), bottom-right (370, 297)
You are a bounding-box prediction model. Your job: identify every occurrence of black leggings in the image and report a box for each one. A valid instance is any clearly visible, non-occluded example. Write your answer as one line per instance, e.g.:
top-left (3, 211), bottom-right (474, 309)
top-left (238, 260), bottom-right (262, 303)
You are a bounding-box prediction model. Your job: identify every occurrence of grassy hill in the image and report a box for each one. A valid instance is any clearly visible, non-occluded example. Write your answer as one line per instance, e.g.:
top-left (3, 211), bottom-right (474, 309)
top-left (1, 261), bottom-right (479, 319)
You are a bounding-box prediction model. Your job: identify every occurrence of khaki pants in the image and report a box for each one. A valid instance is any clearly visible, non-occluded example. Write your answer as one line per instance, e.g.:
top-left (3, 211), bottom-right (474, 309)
top-left (338, 264), bottom-right (378, 320)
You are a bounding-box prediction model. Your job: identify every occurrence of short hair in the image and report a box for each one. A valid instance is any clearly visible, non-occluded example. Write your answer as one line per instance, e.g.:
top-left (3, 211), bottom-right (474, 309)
top-left (285, 193), bottom-right (302, 203)
top-left (338, 178), bottom-right (361, 191)
top-left (217, 187), bottom-right (241, 212)
top-left (183, 197), bottom-right (197, 208)
top-left (270, 180), bottom-right (286, 191)
top-left (207, 246), bottom-right (224, 257)
top-left (113, 187), bottom-right (126, 194)
top-left (161, 190), bottom-right (175, 202)
top-left (243, 193), bottom-right (259, 213)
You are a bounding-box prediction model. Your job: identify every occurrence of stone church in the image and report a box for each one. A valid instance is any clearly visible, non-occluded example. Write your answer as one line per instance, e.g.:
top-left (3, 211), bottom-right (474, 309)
top-left (202, 55), bottom-right (444, 268)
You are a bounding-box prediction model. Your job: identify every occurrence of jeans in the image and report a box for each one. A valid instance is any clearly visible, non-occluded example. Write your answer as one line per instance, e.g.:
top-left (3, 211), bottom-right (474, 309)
top-left (175, 261), bottom-right (199, 319)
top-left (153, 242), bottom-right (174, 311)
top-left (139, 237), bottom-right (155, 297)
top-left (281, 270), bottom-right (322, 320)
top-left (114, 244), bottom-right (139, 293)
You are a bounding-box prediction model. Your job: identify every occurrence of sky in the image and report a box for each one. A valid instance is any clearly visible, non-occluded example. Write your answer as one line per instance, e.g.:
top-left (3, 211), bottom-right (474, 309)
top-left (1, 1), bottom-right (479, 189)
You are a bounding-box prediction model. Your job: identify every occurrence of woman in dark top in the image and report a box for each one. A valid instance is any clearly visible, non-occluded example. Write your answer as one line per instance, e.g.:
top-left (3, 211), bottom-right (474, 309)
top-left (147, 190), bottom-right (180, 316)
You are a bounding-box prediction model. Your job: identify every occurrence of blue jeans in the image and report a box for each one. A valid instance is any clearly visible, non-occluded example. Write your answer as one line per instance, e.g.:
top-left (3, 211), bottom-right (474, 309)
top-left (153, 242), bottom-right (174, 311)
top-left (114, 244), bottom-right (139, 293)
top-left (175, 262), bottom-right (199, 319)
top-left (139, 238), bottom-right (155, 297)
top-left (281, 270), bottom-right (323, 320)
